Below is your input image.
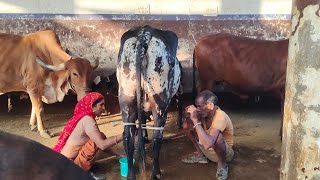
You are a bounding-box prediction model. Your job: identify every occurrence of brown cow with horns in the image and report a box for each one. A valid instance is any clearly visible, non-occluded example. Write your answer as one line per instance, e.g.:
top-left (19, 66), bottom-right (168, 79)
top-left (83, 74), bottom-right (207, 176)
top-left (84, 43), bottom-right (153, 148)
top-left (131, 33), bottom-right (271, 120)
top-left (0, 30), bottom-right (98, 138)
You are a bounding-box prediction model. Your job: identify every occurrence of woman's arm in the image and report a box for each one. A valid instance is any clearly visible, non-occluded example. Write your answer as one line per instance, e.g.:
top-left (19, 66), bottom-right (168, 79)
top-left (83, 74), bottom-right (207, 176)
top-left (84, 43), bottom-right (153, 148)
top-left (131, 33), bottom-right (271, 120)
top-left (82, 116), bottom-right (124, 150)
top-left (87, 131), bottom-right (123, 150)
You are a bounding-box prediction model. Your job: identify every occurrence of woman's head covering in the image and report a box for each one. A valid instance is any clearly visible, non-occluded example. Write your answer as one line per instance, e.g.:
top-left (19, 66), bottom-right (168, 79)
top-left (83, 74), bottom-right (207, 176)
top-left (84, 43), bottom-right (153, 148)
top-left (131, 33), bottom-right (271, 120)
top-left (52, 92), bottom-right (104, 153)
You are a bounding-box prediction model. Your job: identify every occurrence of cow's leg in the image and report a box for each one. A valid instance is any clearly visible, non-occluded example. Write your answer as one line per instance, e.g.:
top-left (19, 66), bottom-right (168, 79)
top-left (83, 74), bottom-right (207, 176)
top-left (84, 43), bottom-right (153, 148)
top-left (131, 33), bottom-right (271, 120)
top-left (142, 112), bottom-right (149, 143)
top-left (29, 107), bottom-right (37, 131)
top-left (151, 109), bottom-right (166, 179)
top-left (28, 94), bottom-right (52, 138)
top-left (195, 79), bottom-right (212, 102)
top-left (176, 92), bottom-right (183, 129)
top-left (199, 79), bottom-right (214, 93)
top-left (120, 98), bottom-right (137, 180)
top-left (7, 94), bottom-right (12, 113)
top-left (231, 91), bottom-right (250, 103)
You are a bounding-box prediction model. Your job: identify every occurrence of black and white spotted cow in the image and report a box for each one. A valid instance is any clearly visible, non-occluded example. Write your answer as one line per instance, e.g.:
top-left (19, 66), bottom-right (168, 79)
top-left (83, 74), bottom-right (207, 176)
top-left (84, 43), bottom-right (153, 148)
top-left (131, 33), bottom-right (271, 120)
top-left (117, 25), bottom-right (181, 179)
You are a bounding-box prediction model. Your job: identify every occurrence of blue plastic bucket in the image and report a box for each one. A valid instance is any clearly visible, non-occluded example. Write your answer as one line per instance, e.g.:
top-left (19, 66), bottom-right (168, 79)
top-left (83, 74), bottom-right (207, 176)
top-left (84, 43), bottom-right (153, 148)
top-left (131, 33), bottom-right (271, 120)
top-left (119, 157), bottom-right (135, 177)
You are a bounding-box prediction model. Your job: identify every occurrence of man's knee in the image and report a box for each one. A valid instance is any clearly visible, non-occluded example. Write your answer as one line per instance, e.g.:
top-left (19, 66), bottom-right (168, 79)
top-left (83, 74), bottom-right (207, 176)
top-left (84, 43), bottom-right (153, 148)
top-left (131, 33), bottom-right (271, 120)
top-left (214, 132), bottom-right (227, 153)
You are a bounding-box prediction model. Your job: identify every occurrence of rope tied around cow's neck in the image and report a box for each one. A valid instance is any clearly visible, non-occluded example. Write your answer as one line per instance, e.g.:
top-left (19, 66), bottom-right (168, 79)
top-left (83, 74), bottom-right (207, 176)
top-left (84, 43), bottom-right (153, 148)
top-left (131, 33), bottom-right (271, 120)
top-left (67, 76), bottom-right (91, 93)
top-left (123, 122), bottom-right (164, 130)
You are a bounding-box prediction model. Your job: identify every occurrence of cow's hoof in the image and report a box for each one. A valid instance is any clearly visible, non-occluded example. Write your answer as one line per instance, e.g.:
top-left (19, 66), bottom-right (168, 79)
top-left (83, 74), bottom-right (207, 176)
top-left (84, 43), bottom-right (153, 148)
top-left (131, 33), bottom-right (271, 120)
top-left (30, 124), bottom-right (37, 132)
top-left (144, 137), bottom-right (150, 144)
top-left (127, 175), bottom-right (136, 180)
top-left (151, 173), bottom-right (161, 179)
top-left (39, 130), bottom-right (54, 139)
top-left (151, 168), bottom-right (162, 179)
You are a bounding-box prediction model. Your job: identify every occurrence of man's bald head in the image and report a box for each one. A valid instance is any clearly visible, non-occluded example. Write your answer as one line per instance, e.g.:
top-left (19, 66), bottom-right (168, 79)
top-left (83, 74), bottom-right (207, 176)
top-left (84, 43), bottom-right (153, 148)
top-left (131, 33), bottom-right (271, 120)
top-left (197, 90), bottom-right (218, 105)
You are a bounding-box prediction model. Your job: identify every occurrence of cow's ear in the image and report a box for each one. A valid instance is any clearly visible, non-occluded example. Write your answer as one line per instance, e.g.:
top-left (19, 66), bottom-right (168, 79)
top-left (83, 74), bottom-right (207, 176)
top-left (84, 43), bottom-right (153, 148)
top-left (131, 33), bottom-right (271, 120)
top-left (60, 72), bottom-right (71, 94)
top-left (106, 76), bottom-right (110, 82)
top-left (60, 78), bottom-right (68, 94)
top-left (93, 76), bottom-right (101, 85)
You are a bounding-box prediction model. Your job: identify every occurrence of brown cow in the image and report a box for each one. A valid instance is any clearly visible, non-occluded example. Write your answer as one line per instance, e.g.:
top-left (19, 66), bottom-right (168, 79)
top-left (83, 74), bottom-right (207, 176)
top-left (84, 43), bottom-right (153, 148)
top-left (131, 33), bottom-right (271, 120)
top-left (0, 130), bottom-right (94, 180)
top-left (0, 30), bottom-right (98, 138)
top-left (193, 33), bottom-right (288, 136)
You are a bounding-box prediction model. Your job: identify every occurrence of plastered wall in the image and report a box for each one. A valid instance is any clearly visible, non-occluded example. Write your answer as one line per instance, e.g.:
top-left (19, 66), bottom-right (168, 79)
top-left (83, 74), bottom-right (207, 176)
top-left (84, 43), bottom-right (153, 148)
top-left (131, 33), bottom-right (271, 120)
top-left (0, 0), bottom-right (292, 92)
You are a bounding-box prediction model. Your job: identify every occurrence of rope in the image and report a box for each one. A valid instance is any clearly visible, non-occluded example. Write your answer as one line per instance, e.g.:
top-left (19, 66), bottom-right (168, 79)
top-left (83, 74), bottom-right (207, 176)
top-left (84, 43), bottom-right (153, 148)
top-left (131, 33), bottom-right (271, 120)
top-left (123, 122), bottom-right (164, 130)
top-left (122, 123), bottom-right (137, 126)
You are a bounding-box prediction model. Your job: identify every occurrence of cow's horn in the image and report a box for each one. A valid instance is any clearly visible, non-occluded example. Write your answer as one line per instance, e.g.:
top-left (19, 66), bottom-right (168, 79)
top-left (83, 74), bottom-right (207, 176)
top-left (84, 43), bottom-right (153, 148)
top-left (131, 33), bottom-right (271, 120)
top-left (90, 58), bottom-right (99, 70)
top-left (36, 58), bottom-right (65, 72)
top-left (65, 48), bottom-right (78, 58)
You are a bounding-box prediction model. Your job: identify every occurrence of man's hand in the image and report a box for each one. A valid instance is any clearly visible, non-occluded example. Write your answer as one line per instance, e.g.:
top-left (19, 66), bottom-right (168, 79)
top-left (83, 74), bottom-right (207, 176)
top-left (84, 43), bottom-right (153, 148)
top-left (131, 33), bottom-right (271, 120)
top-left (185, 105), bottom-right (199, 125)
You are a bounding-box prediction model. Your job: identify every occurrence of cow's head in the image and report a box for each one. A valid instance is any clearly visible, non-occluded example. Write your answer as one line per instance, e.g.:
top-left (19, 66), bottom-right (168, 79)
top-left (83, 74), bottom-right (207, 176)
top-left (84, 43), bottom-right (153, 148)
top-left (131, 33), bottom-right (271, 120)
top-left (36, 57), bottom-right (99, 101)
top-left (92, 72), bottom-right (118, 97)
top-left (92, 72), bottom-right (120, 115)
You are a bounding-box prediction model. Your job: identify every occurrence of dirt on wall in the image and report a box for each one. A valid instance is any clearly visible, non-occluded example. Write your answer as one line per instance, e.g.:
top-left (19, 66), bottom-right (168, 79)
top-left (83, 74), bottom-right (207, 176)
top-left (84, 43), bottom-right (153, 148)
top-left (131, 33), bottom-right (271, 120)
top-left (0, 17), bottom-right (290, 92)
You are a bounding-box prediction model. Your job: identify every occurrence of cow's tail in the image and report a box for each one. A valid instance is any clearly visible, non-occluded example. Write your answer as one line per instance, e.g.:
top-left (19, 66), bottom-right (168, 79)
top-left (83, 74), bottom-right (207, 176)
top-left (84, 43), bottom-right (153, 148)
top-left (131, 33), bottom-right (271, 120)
top-left (135, 27), bottom-right (152, 178)
top-left (192, 48), bottom-right (197, 101)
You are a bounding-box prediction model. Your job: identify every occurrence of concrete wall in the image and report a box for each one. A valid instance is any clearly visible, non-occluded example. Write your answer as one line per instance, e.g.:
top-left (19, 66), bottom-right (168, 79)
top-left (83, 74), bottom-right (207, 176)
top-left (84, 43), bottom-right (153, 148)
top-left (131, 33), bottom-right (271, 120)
top-left (0, 0), bottom-right (292, 92)
top-left (281, 2), bottom-right (320, 179)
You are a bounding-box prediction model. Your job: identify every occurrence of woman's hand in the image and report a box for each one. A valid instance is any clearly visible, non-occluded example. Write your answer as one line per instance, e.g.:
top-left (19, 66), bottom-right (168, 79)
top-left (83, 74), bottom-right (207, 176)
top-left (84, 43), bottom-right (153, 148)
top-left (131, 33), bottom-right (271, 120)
top-left (119, 153), bottom-right (126, 158)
